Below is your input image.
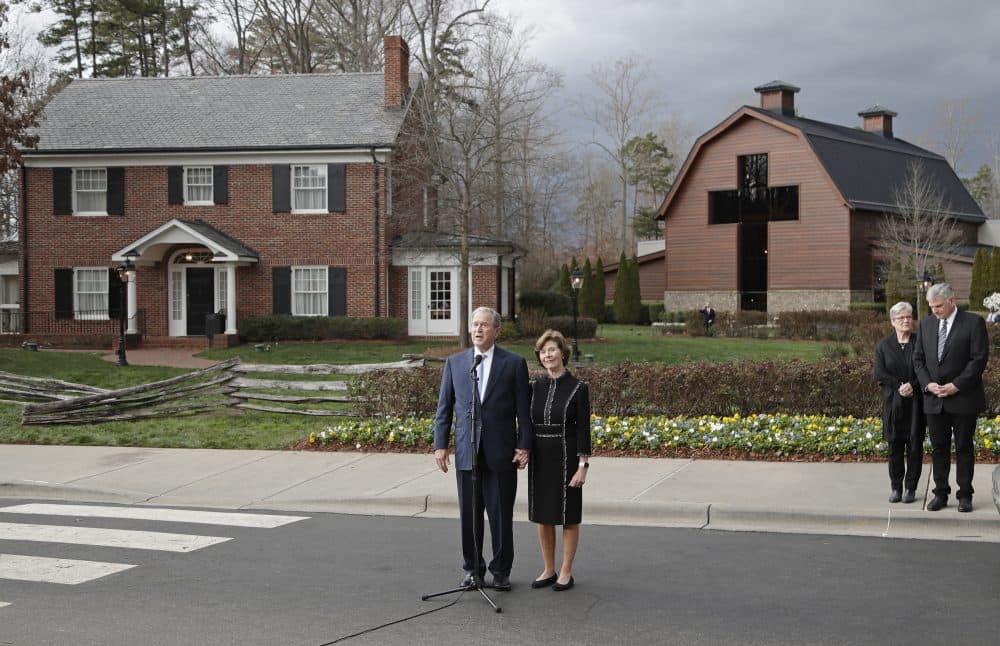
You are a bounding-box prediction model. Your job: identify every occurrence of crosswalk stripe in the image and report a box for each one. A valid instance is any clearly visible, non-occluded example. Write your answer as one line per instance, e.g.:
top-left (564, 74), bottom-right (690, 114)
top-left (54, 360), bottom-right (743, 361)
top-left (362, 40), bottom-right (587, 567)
top-left (1, 504), bottom-right (309, 528)
top-left (0, 602), bottom-right (9, 608)
top-left (0, 522), bottom-right (231, 552)
top-left (0, 554), bottom-right (135, 585)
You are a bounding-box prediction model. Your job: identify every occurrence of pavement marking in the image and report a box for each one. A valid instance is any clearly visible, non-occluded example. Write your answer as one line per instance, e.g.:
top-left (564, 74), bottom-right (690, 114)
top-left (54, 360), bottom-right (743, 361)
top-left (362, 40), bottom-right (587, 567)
top-left (0, 522), bottom-right (231, 552)
top-left (0, 601), bottom-right (9, 609)
top-left (0, 554), bottom-right (135, 585)
top-left (0, 504), bottom-right (309, 528)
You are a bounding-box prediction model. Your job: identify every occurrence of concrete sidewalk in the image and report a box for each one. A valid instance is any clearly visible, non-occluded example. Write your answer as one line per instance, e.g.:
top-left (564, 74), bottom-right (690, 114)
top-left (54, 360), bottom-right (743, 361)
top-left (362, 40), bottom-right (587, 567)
top-left (1, 444), bottom-right (997, 543)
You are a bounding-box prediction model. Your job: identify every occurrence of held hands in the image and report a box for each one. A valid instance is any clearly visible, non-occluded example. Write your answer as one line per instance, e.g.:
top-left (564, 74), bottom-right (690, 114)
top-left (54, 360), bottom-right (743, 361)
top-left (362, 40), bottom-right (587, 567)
top-left (926, 382), bottom-right (960, 398)
top-left (898, 383), bottom-right (914, 397)
top-left (513, 448), bottom-right (529, 469)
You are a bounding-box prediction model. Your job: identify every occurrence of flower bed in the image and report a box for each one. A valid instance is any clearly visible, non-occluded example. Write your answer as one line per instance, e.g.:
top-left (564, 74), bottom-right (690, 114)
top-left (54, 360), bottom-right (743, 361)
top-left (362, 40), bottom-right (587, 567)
top-left (302, 414), bottom-right (1000, 461)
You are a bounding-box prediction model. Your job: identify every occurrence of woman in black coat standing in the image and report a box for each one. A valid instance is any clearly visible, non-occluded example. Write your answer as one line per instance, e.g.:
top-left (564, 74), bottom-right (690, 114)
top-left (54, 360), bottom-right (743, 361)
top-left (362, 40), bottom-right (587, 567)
top-left (874, 301), bottom-right (926, 503)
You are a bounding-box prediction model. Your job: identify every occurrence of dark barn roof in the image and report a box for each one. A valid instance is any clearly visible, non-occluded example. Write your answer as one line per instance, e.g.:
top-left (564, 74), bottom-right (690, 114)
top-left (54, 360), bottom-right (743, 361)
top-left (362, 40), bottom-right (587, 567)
top-left (27, 74), bottom-right (410, 154)
top-left (745, 106), bottom-right (985, 222)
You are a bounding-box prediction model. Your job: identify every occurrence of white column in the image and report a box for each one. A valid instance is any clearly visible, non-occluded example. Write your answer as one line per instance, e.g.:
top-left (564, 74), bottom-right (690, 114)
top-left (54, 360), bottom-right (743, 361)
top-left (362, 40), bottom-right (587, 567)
top-left (225, 264), bottom-right (237, 335)
top-left (126, 278), bottom-right (138, 334)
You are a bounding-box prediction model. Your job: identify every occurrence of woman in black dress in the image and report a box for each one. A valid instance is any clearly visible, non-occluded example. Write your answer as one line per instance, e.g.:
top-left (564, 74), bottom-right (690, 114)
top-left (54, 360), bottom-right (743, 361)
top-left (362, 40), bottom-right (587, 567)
top-left (874, 301), bottom-right (925, 503)
top-left (528, 330), bottom-right (591, 592)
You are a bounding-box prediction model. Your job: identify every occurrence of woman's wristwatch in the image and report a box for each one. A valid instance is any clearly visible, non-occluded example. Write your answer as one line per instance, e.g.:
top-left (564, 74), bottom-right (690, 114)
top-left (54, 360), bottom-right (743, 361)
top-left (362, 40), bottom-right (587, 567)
top-left (579, 460), bottom-right (589, 469)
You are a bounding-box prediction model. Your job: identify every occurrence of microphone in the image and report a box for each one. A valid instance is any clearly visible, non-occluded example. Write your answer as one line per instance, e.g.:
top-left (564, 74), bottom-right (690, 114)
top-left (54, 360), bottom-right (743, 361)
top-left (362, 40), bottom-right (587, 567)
top-left (471, 353), bottom-right (484, 375)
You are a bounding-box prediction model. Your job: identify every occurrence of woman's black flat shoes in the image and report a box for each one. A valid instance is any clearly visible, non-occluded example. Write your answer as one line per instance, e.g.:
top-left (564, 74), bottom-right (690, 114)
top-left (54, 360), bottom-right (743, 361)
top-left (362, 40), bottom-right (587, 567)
top-left (531, 574), bottom-right (558, 589)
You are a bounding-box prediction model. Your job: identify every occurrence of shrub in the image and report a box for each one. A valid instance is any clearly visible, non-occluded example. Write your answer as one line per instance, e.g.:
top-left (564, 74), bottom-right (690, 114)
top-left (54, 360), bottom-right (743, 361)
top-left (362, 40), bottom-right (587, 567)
top-left (519, 290), bottom-right (571, 316)
top-left (542, 316), bottom-right (598, 339)
top-left (239, 315), bottom-right (407, 341)
top-left (350, 367), bottom-right (443, 418)
top-left (513, 308), bottom-right (548, 339)
top-left (774, 310), bottom-right (882, 341)
top-left (646, 302), bottom-right (665, 322)
top-left (848, 302), bottom-right (886, 313)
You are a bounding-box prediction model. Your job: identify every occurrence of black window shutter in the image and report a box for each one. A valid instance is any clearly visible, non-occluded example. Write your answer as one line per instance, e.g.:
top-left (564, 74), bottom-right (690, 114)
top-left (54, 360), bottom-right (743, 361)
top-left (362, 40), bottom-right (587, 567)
top-left (107, 167), bottom-right (125, 215)
top-left (53, 168), bottom-right (72, 215)
top-left (328, 163), bottom-right (346, 213)
top-left (167, 166), bottom-right (183, 204)
top-left (108, 268), bottom-right (124, 319)
top-left (55, 268), bottom-right (73, 319)
top-left (213, 165), bottom-right (229, 205)
top-left (328, 267), bottom-right (347, 316)
top-left (272, 266), bottom-right (291, 314)
top-left (272, 165), bottom-right (290, 213)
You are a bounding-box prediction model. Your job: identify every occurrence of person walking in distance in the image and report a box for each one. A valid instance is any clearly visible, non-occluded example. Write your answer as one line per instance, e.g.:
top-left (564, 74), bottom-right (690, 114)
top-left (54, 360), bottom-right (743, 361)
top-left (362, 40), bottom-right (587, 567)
top-left (912, 283), bottom-right (989, 512)
top-left (433, 307), bottom-right (533, 590)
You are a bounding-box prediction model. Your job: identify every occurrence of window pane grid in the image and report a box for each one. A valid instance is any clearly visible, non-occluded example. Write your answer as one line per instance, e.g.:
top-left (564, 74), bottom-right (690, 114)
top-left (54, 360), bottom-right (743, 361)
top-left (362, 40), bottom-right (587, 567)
top-left (292, 165), bottom-right (327, 211)
top-left (74, 168), bottom-right (107, 213)
top-left (185, 167), bottom-right (214, 203)
top-left (76, 268), bottom-right (108, 320)
top-left (292, 267), bottom-right (328, 316)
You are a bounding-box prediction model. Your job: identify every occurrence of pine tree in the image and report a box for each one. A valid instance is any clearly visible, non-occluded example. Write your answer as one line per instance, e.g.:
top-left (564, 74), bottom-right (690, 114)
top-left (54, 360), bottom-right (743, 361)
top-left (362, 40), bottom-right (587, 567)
top-left (990, 248), bottom-right (1000, 298)
top-left (970, 248), bottom-right (989, 309)
top-left (612, 252), bottom-right (629, 323)
top-left (594, 257), bottom-right (607, 322)
top-left (626, 254), bottom-right (642, 323)
top-left (558, 264), bottom-right (570, 299)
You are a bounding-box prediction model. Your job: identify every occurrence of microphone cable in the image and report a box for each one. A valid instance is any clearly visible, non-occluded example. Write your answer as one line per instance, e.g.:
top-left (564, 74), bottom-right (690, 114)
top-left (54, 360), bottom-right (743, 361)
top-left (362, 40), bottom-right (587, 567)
top-left (318, 589), bottom-right (466, 645)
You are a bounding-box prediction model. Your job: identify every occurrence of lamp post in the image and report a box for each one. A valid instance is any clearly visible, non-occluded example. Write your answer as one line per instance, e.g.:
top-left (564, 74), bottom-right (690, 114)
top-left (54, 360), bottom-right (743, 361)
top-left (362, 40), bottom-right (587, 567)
top-left (570, 265), bottom-right (584, 363)
top-left (915, 269), bottom-right (933, 319)
top-left (115, 257), bottom-right (136, 367)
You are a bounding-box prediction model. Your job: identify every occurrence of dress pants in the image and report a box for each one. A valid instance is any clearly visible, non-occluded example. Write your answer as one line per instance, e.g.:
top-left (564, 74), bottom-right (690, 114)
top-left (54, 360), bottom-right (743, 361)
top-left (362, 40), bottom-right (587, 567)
top-left (926, 412), bottom-right (976, 499)
top-left (456, 459), bottom-right (517, 577)
top-left (888, 426), bottom-right (925, 491)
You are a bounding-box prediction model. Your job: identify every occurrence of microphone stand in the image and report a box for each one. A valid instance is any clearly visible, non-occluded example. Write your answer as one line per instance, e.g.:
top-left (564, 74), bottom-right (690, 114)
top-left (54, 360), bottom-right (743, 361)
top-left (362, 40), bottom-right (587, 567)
top-left (422, 356), bottom-right (502, 613)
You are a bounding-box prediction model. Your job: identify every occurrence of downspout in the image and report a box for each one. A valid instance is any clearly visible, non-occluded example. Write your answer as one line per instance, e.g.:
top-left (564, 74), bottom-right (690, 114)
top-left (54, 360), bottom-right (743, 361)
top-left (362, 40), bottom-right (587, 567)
top-left (19, 162), bottom-right (29, 334)
top-left (370, 147), bottom-right (381, 317)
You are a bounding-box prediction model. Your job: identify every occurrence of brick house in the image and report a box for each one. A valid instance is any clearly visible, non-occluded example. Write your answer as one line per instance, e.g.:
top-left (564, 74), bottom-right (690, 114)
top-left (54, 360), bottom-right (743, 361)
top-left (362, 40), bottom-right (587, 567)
top-left (18, 37), bottom-right (518, 345)
top-left (656, 81), bottom-right (986, 313)
top-left (0, 240), bottom-right (17, 334)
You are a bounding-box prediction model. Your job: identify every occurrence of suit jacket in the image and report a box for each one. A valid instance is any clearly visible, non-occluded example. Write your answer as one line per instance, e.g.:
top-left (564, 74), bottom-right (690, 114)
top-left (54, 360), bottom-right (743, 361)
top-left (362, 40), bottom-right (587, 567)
top-left (912, 310), bottom-right (989, 415)
top-left (433, 346), bottom-right (533, 471)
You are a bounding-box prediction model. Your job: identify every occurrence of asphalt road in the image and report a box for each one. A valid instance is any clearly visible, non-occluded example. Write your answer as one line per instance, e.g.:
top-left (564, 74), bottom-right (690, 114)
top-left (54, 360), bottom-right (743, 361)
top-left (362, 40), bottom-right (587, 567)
top-left (1, 500), bottom-right (998, 646)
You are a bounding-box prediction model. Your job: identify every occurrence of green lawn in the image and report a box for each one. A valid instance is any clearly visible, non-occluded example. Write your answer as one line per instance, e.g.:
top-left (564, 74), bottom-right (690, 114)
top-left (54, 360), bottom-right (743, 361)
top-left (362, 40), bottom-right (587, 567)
top-left (0, 327), bottom-right (833, 449)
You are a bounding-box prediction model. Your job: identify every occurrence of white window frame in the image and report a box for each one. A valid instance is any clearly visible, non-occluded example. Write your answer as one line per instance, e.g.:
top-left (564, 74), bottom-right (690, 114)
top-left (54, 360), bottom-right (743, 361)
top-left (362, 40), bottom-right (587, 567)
top-left (72, 168), bottom-right (108, 216)
top-left (292, 266), bottom-right (328, 316)
top-left (291, 165), bottom-right (327, 213)
top-left (184, 166), bottom-right (214, 205)
top-left (73, 267), bottom-right (109, 320)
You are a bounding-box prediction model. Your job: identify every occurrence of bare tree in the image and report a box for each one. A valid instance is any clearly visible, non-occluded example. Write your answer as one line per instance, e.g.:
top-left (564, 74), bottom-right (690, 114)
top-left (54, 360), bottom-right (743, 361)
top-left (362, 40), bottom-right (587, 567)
top-left (311, 0), bottom-right (404, 72)
top-left (926, 97), bottom-right (978, 175)
top-left (254, 0), bottom-right (320, 72)
top-left (878, 160), bottom-right (964, 284)
top-left (191, 0), bottom-right (270, 74)
top-left (582, 53), bottom-right (658, 254)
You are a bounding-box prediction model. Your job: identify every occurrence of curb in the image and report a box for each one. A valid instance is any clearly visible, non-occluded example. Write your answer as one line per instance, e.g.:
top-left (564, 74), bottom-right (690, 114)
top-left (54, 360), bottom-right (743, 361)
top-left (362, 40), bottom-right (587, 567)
top-left (0, 481), bottom-right (144, 504)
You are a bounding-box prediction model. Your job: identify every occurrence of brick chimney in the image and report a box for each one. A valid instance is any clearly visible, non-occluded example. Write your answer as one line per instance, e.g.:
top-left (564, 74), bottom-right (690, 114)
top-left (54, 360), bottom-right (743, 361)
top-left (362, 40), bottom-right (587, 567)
top-left (384, 36), bottom-right (409, 109)
top-left (753, 81), bottom-right (800, 117)
top-left (858, 105), bottom-right (897, 138)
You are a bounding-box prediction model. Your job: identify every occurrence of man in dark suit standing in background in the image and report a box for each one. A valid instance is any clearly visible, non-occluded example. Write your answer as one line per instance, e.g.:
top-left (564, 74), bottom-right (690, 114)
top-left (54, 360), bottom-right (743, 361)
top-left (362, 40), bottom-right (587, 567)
top-left (913, 283), bottom-right (989, 512)
top-left (434, 307), bottom-right (533, 590)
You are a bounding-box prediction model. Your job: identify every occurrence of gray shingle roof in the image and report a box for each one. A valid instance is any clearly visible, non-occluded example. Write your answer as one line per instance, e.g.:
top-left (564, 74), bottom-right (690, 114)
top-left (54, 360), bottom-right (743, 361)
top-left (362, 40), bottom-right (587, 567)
top-left (744, 106), bottom-right (985, 222)
top-left (183, 220), bottom-right (259, 259)
top-left (28, 73), bottom-right (410, 153)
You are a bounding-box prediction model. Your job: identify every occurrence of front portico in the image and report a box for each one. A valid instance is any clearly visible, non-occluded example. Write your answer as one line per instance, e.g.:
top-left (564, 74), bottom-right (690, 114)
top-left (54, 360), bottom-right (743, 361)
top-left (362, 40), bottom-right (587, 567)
top-left (114, 219), bottom-right (258, 338)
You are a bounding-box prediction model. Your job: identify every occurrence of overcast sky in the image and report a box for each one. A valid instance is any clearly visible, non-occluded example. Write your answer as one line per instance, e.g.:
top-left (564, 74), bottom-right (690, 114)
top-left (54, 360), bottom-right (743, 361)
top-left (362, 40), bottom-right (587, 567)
top-left (492, 0), bottom-right (1000, 175)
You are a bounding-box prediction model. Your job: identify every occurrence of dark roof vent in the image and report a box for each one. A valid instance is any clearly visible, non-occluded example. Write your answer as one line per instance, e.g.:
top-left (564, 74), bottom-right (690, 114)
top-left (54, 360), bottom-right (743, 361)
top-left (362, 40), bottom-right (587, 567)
top-left (753, 81), bottom-right (800, 117)
top-left (858, 105), bottom-right (897, 139)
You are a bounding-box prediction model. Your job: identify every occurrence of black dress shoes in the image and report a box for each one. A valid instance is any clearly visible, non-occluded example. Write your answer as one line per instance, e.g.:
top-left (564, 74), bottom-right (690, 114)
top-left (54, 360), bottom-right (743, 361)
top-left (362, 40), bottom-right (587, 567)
top-left (958, 497), bottom-right (973, 513)
top-left (491, 573), bottom-right (511, 591)
top-left (531, 574), bottom-right (558, 589)
top-left (552, 576), bottom-right (574, 592)
top-left (889, 488), bottom-right (902, 503)
top-left (926, 495), bottom-right (947, 511)
top-left (902, 489), bottom-right (916, 504)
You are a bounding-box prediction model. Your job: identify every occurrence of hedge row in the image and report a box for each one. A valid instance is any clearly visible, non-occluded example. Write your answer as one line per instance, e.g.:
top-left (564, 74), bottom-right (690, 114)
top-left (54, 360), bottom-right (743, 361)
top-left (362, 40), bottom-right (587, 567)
top-left (347, 357), bottom-right (978, 419)
top-left (239, 315), bottom-right (407, 341)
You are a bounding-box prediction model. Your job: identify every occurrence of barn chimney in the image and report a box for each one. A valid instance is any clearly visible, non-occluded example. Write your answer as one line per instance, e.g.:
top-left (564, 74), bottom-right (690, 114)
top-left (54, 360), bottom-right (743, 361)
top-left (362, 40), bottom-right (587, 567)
top-left (753, 81), bottom-right (799, 117)
top-left (858, 105), bottom-right (896, 138)
top-left (384, 36), bottom-right (409, 109)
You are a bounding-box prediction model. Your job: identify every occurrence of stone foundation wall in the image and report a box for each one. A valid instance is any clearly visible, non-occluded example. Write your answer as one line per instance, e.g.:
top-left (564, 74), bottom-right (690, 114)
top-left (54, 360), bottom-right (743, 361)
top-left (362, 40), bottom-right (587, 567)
top-left (663, 291), bottom-right (739, 312)
top-left (767, 290), bottom-right (853, 312)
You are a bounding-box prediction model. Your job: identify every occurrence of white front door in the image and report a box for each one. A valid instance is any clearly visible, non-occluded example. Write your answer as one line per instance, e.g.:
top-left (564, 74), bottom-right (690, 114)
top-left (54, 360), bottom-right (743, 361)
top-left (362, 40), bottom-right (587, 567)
top-left (408, 267), bottom-right (457, 336)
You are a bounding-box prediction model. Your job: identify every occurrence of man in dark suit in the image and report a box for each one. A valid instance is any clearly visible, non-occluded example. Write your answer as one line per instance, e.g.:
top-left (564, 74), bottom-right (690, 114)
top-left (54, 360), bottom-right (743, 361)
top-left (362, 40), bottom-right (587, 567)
top-left (699, 302), bottom-right (716, 335)
top-left (913, 283), bottom-right (989, 512)
top-left (433, 306), bottom-right (533, 590)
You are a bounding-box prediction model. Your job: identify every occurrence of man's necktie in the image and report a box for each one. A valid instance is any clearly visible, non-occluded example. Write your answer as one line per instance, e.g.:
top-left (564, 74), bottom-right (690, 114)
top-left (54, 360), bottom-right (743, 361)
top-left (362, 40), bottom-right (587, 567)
top-left (477, 355), bottom-right (485, 400)
top-left (938, 319), bottom-right (948, 361)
